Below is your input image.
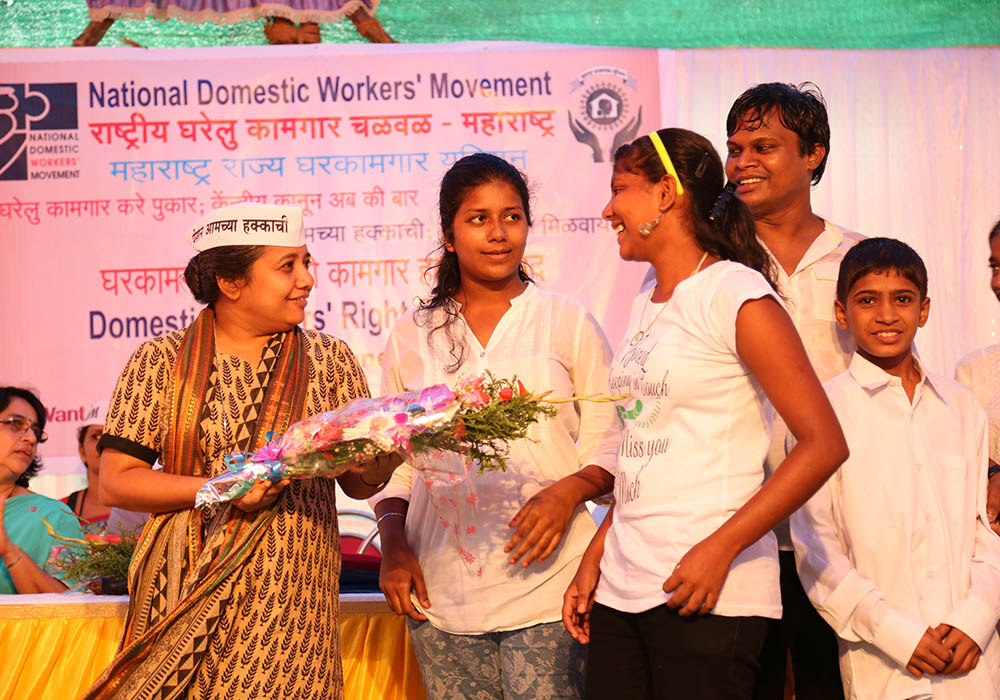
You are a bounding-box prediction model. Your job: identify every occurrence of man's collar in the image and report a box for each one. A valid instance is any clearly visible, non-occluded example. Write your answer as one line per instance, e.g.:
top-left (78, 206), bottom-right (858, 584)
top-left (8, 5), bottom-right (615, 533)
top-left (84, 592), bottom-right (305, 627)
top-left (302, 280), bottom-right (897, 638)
top-left (795, 219), bottom-right (844, 271)
top-left (757, 218), bottom-right (842, 277)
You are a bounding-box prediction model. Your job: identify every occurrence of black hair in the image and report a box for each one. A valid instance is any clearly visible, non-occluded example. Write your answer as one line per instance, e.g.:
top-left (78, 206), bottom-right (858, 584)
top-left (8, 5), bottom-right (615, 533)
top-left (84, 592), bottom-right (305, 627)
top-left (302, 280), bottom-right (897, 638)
top-left (183, 245), bottom-right (267, 305)
top-left (419, 153), bottom-right (534, 372)
top-left (726, 82), bottom-right (831, 185)
top-left (836, 237), bottom-right (928, 303)
top-left (0, 386), bottom-right (46, 488)
top-left (77, 423), bottom-right (105, 448)
top-left (614, 128), bottom-right (779, 291)
top-left (989, 217), bottom-right (1000, 242)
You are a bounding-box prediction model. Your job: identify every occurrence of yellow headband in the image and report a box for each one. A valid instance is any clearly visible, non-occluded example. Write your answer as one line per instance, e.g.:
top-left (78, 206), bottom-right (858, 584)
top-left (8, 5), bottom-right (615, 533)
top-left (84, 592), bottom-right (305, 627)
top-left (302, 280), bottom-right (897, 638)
top-left (647, 131), bottom-right (684, 195)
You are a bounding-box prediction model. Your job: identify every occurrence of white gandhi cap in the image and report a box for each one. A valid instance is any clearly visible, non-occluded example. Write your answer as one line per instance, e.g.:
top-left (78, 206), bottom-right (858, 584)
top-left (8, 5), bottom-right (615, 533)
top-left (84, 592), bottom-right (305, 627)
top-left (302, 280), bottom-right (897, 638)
top-left (81, 401), bottom-right (109, 428)
top-left (189, 203), bottom-right (304, 251)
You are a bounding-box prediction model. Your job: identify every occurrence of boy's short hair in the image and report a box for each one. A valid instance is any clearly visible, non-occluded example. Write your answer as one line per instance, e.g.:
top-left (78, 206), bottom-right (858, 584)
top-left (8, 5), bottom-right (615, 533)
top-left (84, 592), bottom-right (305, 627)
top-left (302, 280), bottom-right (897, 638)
top-left (836, 237), bottom-right (928, 303)
top-left (726, 82), bottom-right (831, 185)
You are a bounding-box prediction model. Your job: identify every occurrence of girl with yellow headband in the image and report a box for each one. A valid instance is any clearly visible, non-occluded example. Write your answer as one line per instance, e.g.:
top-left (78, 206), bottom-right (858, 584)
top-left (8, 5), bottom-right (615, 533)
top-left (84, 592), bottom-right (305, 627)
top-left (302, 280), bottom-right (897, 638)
top-left (562, 128), bottom-right (848, 699)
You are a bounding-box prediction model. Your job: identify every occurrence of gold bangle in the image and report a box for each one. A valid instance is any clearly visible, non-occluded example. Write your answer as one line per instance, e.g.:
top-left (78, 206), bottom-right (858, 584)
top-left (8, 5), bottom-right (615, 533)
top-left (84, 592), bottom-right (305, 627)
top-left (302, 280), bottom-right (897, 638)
top-left (4, 547), bottom-right (25, 569)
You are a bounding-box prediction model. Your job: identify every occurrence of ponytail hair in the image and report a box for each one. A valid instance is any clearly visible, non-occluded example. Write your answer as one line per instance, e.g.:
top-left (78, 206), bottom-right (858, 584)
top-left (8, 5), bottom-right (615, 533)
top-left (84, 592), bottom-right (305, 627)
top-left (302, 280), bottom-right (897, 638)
top-left (419, 153), bottom-right (534, 372)
top-left (614, 128), bottom-right (779, 291)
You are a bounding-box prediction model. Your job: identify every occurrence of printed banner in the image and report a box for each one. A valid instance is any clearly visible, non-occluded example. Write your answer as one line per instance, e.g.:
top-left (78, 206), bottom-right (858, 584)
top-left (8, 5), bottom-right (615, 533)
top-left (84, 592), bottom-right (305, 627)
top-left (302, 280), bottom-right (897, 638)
top-left (2, 44), bottom-right (664, 473)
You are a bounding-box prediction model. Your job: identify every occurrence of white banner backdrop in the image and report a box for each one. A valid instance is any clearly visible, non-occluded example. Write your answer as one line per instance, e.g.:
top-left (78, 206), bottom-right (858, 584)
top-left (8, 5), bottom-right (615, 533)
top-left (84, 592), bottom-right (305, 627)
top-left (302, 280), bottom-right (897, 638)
top-left (2, 43), bottom-right (999, 495)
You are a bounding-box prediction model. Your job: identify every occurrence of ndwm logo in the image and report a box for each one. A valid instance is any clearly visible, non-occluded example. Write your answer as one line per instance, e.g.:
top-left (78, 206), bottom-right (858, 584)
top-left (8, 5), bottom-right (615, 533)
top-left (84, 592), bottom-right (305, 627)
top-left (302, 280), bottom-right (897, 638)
top-left (567, 67), bottom-right (642, 163)
top-left (0, 83), bottom-right (79, 181)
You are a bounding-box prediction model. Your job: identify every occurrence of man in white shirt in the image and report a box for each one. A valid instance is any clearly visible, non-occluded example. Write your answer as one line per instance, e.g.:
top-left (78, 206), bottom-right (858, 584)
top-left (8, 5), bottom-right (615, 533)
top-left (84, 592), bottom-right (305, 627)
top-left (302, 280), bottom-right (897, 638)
top-left (725, 82), bottom-right (863, 700)
top-left (792, 238), bottom-right (1000, 700)
top-left (955, 216), bottom-right (1000, 536)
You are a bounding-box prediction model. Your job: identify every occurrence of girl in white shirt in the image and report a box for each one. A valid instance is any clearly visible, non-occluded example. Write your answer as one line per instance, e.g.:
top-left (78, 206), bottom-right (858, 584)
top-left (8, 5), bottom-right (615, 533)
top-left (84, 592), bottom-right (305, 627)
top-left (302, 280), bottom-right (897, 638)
top-left (371, 153), bottom-right (621, 700)
top-left (562, 128), bottom-right (848, 700)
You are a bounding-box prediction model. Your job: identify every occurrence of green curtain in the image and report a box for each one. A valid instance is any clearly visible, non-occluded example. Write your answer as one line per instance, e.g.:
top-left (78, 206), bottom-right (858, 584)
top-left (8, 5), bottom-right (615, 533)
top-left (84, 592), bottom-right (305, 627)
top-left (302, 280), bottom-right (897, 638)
top-left (1, 0), bottom-right (998, 50)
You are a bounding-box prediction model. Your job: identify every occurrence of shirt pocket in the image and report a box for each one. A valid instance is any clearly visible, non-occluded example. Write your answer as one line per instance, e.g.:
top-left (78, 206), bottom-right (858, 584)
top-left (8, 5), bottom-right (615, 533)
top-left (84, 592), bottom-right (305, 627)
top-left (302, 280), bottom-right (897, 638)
top-left (930, 452), bottom-right (977, 532)
top-left (809, 263), bottom-right (841, 322)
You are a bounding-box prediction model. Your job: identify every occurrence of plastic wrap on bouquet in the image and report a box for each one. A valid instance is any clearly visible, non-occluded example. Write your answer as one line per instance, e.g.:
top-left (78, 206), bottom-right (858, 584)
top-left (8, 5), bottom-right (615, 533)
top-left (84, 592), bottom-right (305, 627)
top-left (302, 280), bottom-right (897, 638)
top-left (194, 457), bottom-right (289, 509)
top-left (195, 385), bottom-right (460, 508)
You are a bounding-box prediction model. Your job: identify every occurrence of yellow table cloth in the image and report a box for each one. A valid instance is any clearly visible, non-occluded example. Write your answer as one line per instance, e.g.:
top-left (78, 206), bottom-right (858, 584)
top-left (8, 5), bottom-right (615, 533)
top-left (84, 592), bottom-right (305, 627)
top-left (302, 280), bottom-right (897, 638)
top-left (0, 593), bottom-right (426, 700)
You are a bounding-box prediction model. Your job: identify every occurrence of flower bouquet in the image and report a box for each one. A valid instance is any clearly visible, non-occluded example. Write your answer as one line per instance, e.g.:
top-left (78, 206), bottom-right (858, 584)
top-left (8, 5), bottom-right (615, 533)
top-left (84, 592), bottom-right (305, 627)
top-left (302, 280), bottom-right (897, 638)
top-left (41, 519), bottom-right (141, 594)
top-left (195, 374), bottom-right (559, 509)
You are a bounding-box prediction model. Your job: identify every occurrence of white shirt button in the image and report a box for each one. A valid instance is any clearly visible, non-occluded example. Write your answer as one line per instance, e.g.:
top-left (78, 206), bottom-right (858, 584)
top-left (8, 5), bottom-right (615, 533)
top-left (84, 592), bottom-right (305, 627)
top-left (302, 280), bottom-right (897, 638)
top-left (480, 351), bottom-right (486, 358)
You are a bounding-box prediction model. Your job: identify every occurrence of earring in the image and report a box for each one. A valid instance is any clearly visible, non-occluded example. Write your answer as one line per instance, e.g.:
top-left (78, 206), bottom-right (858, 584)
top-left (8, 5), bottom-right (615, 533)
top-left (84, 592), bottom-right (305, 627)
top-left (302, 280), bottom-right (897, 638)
top-left (638, 214), bottom-right (660, 237)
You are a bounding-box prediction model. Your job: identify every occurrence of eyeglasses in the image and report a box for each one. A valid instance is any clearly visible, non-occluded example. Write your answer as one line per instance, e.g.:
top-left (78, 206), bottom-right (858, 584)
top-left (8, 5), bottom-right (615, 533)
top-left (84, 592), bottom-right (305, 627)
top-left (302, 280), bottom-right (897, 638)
top-left (0, 416), bottom-right (48, 443)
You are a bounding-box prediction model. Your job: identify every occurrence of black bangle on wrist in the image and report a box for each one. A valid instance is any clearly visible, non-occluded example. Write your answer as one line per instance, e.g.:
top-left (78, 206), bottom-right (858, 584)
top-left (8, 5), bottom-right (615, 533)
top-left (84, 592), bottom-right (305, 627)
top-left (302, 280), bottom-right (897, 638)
top-left (988, 464), bottom-right (1000, 480)
top-left (359, 472), bottom-right (389, 489)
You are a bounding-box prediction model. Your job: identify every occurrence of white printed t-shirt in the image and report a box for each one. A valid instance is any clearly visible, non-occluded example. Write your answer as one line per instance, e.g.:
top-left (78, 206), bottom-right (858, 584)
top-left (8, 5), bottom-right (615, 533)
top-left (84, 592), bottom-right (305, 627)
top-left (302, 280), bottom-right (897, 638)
top-left (370, 284), bottom-right (621, 634)
top-left (596, 261), bottom-right (783, 618)
top-left (791, 353), bottom-right (1000, 700)
top-left (639, 220), bottom-right (864, 379)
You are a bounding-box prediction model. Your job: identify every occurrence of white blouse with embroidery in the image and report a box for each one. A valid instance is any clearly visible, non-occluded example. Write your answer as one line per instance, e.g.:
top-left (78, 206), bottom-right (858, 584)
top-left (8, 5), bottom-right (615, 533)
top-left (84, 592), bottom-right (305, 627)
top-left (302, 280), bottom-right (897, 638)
top-left (370, 284), bottom-right (621, 634)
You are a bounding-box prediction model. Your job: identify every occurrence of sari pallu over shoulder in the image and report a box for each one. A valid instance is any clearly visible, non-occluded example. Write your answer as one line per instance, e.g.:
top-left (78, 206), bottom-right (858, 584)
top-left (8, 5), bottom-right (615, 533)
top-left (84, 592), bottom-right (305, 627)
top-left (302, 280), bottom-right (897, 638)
top-left (83, 308), bottom-right (309, 700)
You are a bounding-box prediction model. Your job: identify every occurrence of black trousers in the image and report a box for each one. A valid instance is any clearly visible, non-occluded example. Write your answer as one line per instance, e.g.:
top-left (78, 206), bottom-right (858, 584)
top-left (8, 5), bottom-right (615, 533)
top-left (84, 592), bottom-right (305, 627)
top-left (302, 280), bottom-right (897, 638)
top-left (586, 602), bottom-right (773, 700)
top-left (752, 550), bottom-right (845, 700)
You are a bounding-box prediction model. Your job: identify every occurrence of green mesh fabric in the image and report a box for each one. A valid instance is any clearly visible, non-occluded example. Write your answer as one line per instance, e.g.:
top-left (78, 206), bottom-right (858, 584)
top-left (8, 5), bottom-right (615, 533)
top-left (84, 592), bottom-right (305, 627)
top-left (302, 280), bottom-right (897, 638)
top-left (1, 0), bottom-right (998, 50)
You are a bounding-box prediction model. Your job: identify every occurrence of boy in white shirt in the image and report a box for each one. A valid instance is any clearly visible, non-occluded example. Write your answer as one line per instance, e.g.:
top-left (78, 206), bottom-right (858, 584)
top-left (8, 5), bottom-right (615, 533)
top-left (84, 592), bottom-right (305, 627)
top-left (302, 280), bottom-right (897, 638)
top-left (791, 237), bottom-right (1000, 700)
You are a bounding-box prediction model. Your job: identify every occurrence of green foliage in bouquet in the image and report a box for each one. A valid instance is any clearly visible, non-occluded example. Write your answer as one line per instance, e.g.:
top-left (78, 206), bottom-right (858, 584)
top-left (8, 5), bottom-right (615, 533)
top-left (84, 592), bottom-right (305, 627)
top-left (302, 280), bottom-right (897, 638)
top-left (42, 519), bottom-right (141, 585)
top-left (411, 373), bottom-right (558, 473)
top-left (296, 373), bottom-right (557, 474)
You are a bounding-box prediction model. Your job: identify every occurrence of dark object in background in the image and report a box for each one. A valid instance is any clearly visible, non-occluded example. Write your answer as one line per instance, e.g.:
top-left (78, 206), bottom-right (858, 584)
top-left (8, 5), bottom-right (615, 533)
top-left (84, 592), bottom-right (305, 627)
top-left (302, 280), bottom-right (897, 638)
top-left (340, 551), bottom-right (381, 593)
top-left (89, 576), bottom-right (128, 595)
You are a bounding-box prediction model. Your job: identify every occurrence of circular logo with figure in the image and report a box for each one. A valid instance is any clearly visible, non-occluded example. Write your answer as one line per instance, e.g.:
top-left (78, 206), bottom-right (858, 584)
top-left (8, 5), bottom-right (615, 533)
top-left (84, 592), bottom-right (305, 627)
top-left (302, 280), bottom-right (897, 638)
top-left (581, 84), bottom-right (628, 130)
top-left (568, 67), bottom-right (642, 163)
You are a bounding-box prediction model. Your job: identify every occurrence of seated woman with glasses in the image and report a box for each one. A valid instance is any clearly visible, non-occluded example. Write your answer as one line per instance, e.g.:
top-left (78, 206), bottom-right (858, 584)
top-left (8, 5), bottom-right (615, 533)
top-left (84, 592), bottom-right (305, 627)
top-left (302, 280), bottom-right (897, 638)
top-left (0, 386), bottom-right (85, 593)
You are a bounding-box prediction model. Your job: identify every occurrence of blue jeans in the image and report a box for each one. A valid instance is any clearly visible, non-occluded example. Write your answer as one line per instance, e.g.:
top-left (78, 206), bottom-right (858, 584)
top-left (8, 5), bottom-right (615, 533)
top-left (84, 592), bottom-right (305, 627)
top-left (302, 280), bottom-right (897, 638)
top-left (407, 619), bottom-right (586, 700)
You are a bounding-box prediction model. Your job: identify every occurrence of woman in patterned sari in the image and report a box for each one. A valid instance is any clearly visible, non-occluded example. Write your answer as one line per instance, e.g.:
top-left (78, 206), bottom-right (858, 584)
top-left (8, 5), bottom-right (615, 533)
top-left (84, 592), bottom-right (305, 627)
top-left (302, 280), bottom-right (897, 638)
top-left (84, 203), bottom-right (400, 700)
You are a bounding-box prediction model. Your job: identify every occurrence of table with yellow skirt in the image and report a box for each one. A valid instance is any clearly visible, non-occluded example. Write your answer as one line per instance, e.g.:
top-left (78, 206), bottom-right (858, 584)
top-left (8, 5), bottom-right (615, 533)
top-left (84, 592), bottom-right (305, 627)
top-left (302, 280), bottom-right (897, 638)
top-left (0, 592), bottom-right (426, 700)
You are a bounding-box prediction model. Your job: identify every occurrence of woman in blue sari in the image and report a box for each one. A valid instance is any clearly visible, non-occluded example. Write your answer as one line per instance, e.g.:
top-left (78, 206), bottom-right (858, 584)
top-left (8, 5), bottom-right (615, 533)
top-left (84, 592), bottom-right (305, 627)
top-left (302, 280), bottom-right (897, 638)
top-left (0, 386), bottom-right (84, 594)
